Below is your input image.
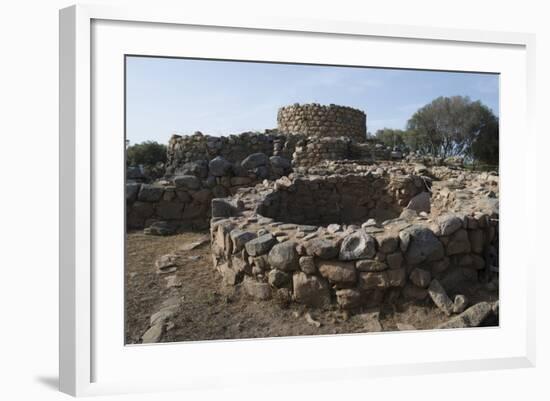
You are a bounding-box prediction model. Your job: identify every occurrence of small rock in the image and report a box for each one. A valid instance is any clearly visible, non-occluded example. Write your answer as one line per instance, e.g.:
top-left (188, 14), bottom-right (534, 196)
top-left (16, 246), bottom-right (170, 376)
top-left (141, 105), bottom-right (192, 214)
top-left (178, 236), bottom-right (210, 251)
top-left (437, 302), bottom-right (494, 329)
top-left (141, 323), bottom-right (163, 343)
top-left (435, 214), bottom-right (462, 236)
top-left (428, 279), bottom-right (454, 316)
top-left (155, 254), bottom-right (178, 274)
top-left (299, 256), bottom-right (317, 274)
top-left (453, 294), bottom-right (468, 314)
top-left (336, 288), bottom-right (362, 309)
top-left (230, 229), bottom-right (257, 253)
top-left (150, 309), bottom-right (175, 326)
top-left (357, 311), bottom-right (382, 332)
top-left (396, 323), bottom-right (417, 331)
top-left (165, 275), bottom-right (182, 288)
top-left (243, 278), bottom-right (272, 300)
top-left (268, 269), bottom-right (291, 288)
top-left (144, 221), bottom-right (179, 236)
top-left (305, 312), bottom-right (321, 328)
top-left (362, 218), bottom-right (378, 228)
top-left (327, 224), bottom-right (342, 233)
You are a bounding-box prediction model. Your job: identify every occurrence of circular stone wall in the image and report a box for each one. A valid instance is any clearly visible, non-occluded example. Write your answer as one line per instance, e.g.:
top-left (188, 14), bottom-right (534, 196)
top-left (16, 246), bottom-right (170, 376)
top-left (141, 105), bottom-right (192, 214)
top-left (257, 173), bottom-right (426, 226)
top-left (208, 170), bottom-right (499, 313)
top-left (277, 103), bottom-right (367, 143)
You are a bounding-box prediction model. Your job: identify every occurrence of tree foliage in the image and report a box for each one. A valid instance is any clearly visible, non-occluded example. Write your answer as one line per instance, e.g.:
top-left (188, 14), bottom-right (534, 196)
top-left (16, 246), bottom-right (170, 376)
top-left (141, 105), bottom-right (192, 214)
top-left (406, 96), bottom-right (498, 163)
top-left (470, 113), bottom-right (499, 165)
top-left (374, 128), bottom-right (406, 149)
top-left (126, 140), bottom-right (167, 167)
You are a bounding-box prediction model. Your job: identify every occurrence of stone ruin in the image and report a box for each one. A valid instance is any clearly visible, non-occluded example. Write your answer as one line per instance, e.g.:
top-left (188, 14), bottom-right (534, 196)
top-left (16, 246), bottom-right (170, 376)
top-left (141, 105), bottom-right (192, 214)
top-left (127, 103), bottom-right (499, 325)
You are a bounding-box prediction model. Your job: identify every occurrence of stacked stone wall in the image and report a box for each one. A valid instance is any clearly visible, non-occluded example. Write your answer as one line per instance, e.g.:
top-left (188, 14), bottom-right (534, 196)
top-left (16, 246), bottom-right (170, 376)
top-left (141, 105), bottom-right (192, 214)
top-left (277, 103), bottom-right (366, 143)
top-left (165, 131), bottom-right (304, 177)
top-left (127, 150), bottom-right (293, 230)
top-left (257, 173), bottom-right (425, 225)
top-left (292, 137), bottom-right (351, 168)
top-left (210, 187), bottom-right (499, 313)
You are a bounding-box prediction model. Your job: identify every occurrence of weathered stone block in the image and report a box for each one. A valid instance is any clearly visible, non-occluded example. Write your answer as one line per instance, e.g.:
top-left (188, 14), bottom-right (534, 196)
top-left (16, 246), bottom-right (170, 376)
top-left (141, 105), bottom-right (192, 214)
top-left (336, 289), bottom-right (362, 309)
top-left (268, 269), bottom-right (291, 288)
top-left (229, 229), bottom-right (257, 253)
top-left (435, 214), bottom-right (463, 236)
top-left (305, 238), bottom-right (339, 259)
top-left (292, 272), bottom-right (331, 308)
top-left (317, 260), bottom-right (357, 284)
top-left (138, 184), bottom-right (164, 202)
top-left (244, 278), bottom-right (272, 300)
top-left (339, 231), bottom-right (377, 260)
top-left (267, 241), bottom-right (299, 271)
top-left (401, 225), bottom-right (444, 265)
top-left (299, 256), bottom-right (317, 274)
top-left (355, 259), bottom-right (388, 272)
top-left (437, 302), bottom-right (493, 329)
top-left (208, 156), bottom-right (232, 177)
top-left (173, 175), bottom-right (201, 190)
top-left (245, 234), bottom-right (277, 256)
top-left (359, 271), bottom-right (389, 290)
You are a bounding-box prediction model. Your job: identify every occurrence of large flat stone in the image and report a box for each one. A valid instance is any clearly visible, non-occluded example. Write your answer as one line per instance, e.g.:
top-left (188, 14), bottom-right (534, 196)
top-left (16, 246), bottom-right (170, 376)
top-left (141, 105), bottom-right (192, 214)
top-left (245, 234), bottom-right (277, 256)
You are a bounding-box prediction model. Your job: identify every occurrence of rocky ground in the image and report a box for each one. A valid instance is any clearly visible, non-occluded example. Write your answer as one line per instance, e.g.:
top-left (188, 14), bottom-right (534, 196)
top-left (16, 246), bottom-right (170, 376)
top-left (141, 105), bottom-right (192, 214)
top-left (125, 230), bottom-right (498, 344)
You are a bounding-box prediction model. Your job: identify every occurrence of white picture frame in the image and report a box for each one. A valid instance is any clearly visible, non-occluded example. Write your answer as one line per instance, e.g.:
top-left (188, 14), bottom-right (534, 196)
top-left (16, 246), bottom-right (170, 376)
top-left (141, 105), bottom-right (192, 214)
top-left (59, 3), bottom-right (536, 397)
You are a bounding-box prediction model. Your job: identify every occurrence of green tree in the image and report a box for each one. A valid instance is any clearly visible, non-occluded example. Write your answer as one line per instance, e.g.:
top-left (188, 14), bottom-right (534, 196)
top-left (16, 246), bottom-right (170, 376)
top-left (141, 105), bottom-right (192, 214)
top-left (470, 114), bottom-right (499, 166)
top-left (126, 140), bottom-right (167, 167)
top-left (406, 96), bottom-right (498, 161)
top-left (374, 128), bottom-right (406, 148)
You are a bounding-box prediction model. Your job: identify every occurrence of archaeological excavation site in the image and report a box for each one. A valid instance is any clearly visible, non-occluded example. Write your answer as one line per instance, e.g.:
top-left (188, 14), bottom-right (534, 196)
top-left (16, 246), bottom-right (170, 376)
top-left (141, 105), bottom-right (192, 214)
top-left (126, 103), bottom-right (499, 344)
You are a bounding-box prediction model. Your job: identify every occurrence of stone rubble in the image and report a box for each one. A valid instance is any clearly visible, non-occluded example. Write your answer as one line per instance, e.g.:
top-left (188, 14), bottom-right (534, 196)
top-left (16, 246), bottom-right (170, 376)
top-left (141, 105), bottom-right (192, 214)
top-left (127, 102), bottom-right (499, 338)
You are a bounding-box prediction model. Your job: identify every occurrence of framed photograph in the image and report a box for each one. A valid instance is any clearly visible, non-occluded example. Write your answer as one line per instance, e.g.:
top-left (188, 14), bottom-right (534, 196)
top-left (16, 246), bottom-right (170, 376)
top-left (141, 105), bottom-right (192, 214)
top-left (59, 4), bottom-right (536, 397)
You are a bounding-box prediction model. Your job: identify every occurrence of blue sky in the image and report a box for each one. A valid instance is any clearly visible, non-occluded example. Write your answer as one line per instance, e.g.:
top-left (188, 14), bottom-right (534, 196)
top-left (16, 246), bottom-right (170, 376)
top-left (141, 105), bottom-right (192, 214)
top-left (126, 56), bottom-right (499, 145)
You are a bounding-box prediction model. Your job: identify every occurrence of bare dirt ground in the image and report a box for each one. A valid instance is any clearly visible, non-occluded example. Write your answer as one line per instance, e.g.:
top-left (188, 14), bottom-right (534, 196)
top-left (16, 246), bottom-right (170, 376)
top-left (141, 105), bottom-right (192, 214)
top-left (125, 230), bottom-right (498, 344)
